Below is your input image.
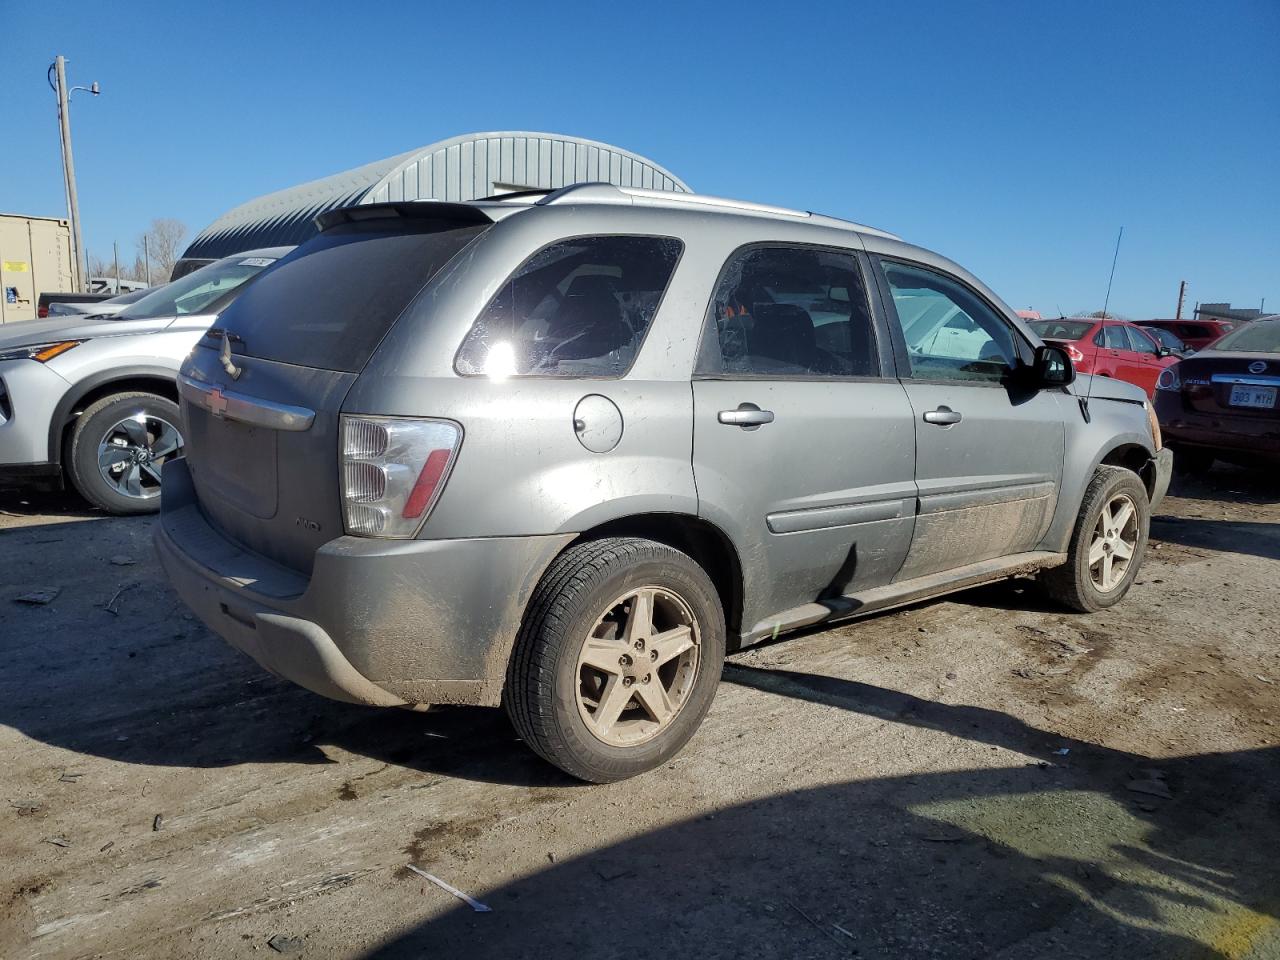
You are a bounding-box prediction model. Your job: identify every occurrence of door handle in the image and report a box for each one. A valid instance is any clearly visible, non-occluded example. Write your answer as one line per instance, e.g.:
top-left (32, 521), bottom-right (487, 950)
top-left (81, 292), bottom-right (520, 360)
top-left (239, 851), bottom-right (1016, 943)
top-left (718, 404), bottom-right (775, 428)
top-left (923, 406), bottom-right (962, 426)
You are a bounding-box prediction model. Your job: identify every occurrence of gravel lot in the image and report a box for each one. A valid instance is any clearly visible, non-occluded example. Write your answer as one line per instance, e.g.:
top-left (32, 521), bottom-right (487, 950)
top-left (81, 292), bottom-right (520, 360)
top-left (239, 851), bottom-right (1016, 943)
top-left (1, 469), bottom-right (1277, 959)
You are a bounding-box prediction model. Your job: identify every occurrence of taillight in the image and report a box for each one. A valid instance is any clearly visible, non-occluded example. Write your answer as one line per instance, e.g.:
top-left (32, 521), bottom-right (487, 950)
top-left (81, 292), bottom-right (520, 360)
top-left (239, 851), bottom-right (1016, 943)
top-left (1065, 344), bottom-right (1085, 363)
top-left (340, 416), bottom-right (461, 538)
top-left (1156, 365), bottom-right (1181, 392)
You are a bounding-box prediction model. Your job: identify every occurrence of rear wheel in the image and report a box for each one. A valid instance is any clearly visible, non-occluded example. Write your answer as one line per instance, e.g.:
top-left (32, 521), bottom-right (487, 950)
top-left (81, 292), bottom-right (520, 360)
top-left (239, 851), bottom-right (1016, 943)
top-left (67, 391), bottom-right (184, 515)
top-left (1040, 466), bottom-right (1149, 613)
top-left (505, 537), bottom-right (725, 783)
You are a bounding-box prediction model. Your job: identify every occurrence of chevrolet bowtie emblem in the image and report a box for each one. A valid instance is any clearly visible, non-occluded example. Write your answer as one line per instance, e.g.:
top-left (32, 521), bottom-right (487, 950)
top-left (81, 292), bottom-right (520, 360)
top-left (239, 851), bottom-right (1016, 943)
top-left (207, 386), bottom-right (228, 418)
top-left (220, 335), bottom-right (242, 380)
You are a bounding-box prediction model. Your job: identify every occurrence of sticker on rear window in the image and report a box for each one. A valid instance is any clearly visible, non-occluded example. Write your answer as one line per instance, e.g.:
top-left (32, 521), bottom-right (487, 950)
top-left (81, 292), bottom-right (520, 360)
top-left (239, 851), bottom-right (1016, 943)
top-left (239, 257), bottom-right (277, 267)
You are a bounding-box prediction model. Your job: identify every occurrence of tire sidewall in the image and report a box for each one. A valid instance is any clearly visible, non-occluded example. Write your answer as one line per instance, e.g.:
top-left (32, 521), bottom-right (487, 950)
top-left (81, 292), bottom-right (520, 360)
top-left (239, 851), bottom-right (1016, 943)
top-left (1070, 470), bottom-right (1150, 610)
top-left (546, 552), bottom-right (725, 780)
top-left (69, 393), bottom-right (182, 515)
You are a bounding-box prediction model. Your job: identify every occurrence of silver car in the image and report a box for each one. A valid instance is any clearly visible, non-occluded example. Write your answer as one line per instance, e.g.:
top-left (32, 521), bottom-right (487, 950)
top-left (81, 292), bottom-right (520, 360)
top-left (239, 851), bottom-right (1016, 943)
top-left (46, 286), bottom-right (159, 319)
top-left (0, 248), bottom-right (290, 512)
top-left (157, 187), bottom-right (1171, 782)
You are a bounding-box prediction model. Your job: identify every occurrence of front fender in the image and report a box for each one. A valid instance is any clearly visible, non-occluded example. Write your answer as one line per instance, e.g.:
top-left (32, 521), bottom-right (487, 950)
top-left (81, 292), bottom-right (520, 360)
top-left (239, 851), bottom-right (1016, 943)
top-left (1040, 398), bottom-right (1156, 553)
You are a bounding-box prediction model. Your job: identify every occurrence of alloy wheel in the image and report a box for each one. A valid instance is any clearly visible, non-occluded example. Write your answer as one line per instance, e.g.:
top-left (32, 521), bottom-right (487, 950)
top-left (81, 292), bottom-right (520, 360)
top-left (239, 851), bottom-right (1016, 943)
top-left (575, 586), bottom-right (701, 747)
top-left (1088, 493), bottom-right (1138, 592)
top-left (97, 413), bottom-right (184, 501)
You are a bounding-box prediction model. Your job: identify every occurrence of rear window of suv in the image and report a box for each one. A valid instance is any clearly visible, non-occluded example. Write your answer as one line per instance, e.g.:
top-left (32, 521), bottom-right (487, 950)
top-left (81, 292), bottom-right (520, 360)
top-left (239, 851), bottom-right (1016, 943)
top-left (210, 218), bottom-right (489, 373)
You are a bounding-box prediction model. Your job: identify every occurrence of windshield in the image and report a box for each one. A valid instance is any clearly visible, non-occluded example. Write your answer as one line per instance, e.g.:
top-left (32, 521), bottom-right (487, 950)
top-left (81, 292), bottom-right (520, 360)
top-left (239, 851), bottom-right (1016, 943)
top-left (1207, 320), bottom-right (1280, 354)
top-left (1142, 327), bottom-right (1182, 349)
top-left (113, 254), bottom-right (279, 320)
top-left (1029, 319), bottom-right (1093, 340)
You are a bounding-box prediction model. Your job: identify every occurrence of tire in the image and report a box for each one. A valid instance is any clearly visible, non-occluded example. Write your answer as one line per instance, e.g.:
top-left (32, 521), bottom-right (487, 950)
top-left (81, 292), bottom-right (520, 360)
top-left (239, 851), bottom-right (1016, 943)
top-left (67, 391), bottom-right (185, 515)
top-left (505, 537), bottom-right (726, 783)
top-left (1172, 445), bottom-right (1214, 477)
top-left (1040, 466), bottom-right (1150, 613)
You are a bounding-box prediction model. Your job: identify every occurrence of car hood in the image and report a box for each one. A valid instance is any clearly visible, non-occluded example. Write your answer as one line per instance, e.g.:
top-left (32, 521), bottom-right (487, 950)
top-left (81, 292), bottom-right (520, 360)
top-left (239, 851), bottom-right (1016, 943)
top-left (0, 313), bottom-right (213, 348)
top-left (1065, 374), bottom-right (1146, 404)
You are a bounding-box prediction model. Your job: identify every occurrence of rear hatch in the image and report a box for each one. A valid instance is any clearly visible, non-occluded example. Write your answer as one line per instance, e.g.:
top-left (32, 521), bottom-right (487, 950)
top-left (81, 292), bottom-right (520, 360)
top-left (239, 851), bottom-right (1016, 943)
top-left (178, 208), bottom-right (492, 574)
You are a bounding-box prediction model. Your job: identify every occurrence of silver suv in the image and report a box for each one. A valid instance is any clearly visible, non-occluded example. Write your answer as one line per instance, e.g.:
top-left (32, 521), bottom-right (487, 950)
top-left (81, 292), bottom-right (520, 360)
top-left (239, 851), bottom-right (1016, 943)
top-left (156, 186), bottom-right (1172, 782)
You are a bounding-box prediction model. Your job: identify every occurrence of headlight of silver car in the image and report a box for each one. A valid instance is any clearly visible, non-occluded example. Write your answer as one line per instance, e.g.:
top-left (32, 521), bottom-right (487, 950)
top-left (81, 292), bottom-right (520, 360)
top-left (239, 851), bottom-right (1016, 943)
top-left (0, 340), bottom-right (83, 363)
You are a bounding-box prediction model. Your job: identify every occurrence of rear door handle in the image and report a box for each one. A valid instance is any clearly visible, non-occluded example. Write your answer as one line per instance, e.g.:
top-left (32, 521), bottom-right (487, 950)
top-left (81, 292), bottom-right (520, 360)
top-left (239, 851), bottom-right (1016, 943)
top-left (718, 404), bottom-right (775, 428)
top-left (923, 406), bottom-right (962, 426)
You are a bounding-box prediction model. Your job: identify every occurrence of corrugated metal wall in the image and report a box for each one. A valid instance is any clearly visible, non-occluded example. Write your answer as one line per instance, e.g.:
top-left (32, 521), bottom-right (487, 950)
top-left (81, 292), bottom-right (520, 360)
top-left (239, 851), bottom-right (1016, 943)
top-left (183, 132), bottom-right (688, 263)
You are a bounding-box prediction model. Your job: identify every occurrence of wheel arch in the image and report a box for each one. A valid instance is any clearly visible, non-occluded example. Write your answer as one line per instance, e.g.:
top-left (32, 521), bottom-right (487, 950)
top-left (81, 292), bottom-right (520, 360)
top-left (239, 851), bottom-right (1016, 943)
top-left (1099, 441), bottom-right (1158, 498)
top-left (49, 367), bottom-right (180, 466)
top-left (565, 512), bottom-right (745, 644)
top-left (1041, 427), bottom-right (1156, 553)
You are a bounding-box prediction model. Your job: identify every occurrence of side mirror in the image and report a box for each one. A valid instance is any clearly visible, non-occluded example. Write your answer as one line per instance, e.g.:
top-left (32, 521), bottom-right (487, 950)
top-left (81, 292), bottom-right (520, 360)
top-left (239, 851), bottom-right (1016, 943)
top-left (1033, 344), bottom-right (1075, 387)
top-left (1156, 346), bottom-right (1172, 358)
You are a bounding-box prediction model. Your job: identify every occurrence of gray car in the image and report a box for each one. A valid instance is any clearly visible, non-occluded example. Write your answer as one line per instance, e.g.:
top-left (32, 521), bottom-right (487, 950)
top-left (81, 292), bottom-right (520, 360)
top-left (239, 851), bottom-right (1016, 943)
top-left (156, 186), bottom-right (1172, 782)
top-left (0, 248), bottom-right (290, 512)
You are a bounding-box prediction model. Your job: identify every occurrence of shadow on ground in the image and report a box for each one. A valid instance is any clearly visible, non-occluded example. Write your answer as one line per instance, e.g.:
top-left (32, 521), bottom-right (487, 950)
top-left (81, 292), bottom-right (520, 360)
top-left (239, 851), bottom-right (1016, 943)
top-left (1150, 516), bottom-right (1280, 562)
top-left (1168, 463), bottom-right (1280, 507)
top-left (0, 513), bottom-right (568, 788)
top-left (365, 664), bottom-right (1280, 959)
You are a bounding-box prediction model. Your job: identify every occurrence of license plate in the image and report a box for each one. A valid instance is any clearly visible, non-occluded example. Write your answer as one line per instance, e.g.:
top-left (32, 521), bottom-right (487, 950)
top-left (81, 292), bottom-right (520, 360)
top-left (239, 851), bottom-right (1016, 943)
top-left (1229, 384), bottom-right (1277, 409)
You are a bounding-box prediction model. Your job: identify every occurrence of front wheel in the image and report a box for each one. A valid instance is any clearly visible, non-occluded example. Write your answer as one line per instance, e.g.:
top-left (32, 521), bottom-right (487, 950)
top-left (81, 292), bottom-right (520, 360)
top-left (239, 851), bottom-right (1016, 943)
top-left (67, 391), bottom-right (184, 515)
top-left (1040, 466), bottom-right (1150, 613)
top-left (505, 537), bottom-right (726, 783)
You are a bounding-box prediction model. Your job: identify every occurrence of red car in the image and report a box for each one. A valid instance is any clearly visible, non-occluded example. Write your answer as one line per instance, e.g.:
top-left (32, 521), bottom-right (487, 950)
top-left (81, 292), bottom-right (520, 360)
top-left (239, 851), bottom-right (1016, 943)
top-left (1140, 318), bottom-right (1237, 351)
top-left (1028, 318), bottom-right (1179, 398)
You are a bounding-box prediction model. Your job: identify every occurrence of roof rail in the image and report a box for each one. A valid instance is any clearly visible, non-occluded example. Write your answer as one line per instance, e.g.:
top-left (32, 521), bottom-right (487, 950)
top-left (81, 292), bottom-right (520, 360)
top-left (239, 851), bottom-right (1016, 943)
top-left (536, 183), bottom-right (900, 240)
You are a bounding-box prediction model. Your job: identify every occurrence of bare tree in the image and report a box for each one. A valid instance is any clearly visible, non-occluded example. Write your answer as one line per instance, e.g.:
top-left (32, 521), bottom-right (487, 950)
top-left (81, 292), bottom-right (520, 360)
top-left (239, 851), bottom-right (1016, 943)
top-left (136, 218), bottom-right (188, 284)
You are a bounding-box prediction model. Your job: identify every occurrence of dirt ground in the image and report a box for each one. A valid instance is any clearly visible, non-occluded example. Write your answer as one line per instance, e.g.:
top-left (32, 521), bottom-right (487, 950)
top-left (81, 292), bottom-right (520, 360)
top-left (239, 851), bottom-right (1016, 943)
top-left (1, 467), bottom-right (1277, 960)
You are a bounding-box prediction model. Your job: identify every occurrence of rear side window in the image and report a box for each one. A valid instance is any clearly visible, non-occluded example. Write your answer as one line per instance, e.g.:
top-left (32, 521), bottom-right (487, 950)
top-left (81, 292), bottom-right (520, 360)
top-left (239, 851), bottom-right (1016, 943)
top-left (697, 246), bottom-right (878, 377)
top-left (214, 219), bottom-right (489, 373)
top-left (455, 235), bottom-right (682, 378)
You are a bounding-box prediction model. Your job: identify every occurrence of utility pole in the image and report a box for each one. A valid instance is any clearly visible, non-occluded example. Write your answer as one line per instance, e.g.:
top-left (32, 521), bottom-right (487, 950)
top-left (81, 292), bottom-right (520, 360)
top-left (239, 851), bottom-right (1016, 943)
top-left (51, 56), bottom-right (99, 293)
top-left (143, 235), bottom-right (151, 287)
top-left (113, 241), bottom-right (121, 294)
top-left (1175, 280), bottom-right (1186, 321)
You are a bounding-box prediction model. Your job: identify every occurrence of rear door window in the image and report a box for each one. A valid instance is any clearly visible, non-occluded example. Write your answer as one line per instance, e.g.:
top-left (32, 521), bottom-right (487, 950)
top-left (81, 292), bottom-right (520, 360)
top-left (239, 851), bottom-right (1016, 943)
top-left (696, 245), bottom-right (878, 377)
top-left (455, 235), bottom-right (682, 377)
top-left (212, 219), bottom-right (489, 373)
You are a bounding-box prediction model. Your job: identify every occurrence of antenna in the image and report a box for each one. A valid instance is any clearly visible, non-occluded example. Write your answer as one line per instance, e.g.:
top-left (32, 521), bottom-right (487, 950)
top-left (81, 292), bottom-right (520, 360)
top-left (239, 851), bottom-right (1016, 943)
top-left (1081, 226), bottom-right (1124, 421)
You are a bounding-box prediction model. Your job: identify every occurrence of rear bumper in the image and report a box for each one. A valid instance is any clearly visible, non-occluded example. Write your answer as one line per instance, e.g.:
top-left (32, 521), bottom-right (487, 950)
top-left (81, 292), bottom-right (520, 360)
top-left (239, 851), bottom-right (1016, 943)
top-left (155, 459), bottom-right (573, 707)
top-left (1155, 390), bottom-right (1280, 461)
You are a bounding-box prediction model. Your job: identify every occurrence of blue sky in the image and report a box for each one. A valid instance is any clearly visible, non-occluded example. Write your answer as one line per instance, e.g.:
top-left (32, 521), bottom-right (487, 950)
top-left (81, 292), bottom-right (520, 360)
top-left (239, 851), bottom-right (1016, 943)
top-left (7, 0), bottom-right (1278, 318)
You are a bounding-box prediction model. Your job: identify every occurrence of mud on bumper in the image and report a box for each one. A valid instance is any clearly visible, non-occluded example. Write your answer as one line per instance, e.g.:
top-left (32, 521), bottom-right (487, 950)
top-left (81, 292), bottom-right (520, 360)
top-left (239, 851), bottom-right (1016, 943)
top-left (1147, 447), bottom-right (1173, 511)
top-left (155, 459), bottom-right (572, 707)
